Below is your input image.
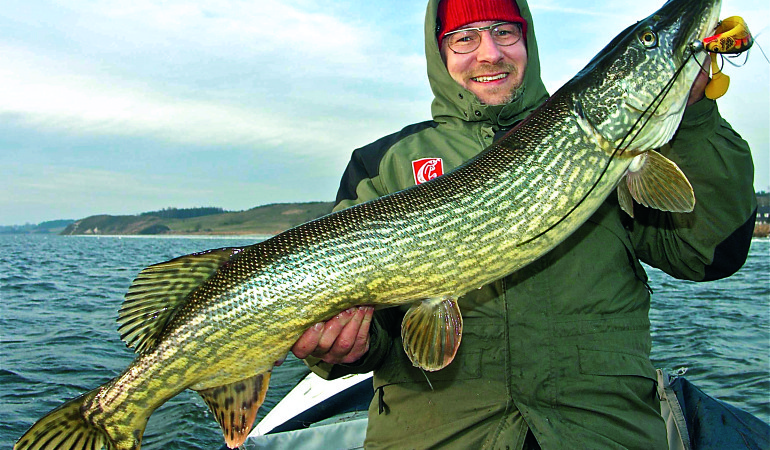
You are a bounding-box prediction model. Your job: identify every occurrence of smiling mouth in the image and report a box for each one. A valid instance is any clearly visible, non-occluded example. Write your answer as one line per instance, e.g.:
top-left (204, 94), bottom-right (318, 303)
top-left (472, 73), bottom-right (508, 83)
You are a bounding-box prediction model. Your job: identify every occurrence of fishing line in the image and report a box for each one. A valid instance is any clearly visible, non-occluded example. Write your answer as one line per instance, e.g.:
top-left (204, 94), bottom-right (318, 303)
top-left (745, 28), bottom-right (770, 64)
top-left (420, 369), bottom-right (435, 391)
top-left (518, 44), bottom-right (698, 247)
top-left (583, 49), bottom-right (698, 184)
top-left (615, 52), bottom-right (697, 155)
top-left (720, 52), bottom-right (747, 68)
top-left (719, 38), bottom-right (768, 67)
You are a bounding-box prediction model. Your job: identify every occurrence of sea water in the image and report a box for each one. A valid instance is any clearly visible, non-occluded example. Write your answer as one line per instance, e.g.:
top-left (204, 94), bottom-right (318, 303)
top-left (1, 235), bottom-right (767, 449)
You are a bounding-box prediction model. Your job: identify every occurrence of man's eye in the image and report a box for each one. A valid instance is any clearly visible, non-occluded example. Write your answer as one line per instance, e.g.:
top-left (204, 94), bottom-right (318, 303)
top-left (451, 33), bottom-right (477, 45)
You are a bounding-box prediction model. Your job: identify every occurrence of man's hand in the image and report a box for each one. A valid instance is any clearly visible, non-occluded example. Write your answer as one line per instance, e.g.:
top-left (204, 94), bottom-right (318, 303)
top-left (687, 59), bottom-right (710, 106)
top-left (291, 306), bottom-right (374, 365)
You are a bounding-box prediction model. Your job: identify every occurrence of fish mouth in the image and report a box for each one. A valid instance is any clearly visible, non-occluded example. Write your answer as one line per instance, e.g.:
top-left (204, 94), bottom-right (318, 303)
top-left (627, 0), bottom-right (721, 141)
top-left (661, 2), bottom-right (721, 105)
top-left (672, 0), bottom-right (722, 57)
top-left (573, 0), bottom-right (722, 151)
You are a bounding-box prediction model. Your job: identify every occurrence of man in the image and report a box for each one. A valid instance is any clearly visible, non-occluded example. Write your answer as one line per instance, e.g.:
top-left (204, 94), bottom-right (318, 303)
top-left (292, 0), bottom-right (757, 448)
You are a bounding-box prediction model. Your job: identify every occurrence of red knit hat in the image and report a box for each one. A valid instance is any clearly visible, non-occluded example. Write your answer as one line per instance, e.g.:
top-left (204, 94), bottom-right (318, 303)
top-left (437, 0), bottom-right (527, 46)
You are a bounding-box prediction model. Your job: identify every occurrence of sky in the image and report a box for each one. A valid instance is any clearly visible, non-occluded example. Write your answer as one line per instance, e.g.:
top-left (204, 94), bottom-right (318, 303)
top-left (1, 0), bottom-right (768, 225)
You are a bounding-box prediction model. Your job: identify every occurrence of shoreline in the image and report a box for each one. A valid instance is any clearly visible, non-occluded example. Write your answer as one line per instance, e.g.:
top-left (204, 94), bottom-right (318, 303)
top-left (58, 233), bottom-right (273, 240)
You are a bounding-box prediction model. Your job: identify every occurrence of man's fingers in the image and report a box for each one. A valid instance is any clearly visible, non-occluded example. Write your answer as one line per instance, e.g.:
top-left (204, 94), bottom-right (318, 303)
top-left (291, 321), bottom-right (325, 359)
top-left (315, 307), bottom-right (357, 355)
top-left (688, 58), bottom-right (710, 106)
top-left (340, 306), bottom-right (374, 364)
top-left (290, 306), bottom-right (374, 364)
top-left (328, 306), bottom-right (372, 361)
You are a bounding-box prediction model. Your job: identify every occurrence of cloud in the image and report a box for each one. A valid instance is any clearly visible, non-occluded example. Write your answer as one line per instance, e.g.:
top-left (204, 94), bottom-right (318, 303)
top-left (0, 43), bottom-right (427, 158)
top-left (0, 0), bottom-right (429, 156)
top-left (0, 50), bottom-right (282, 143)
top-left (0, 0), bottom-right (435, 224)
top-left (530, 3), bottom-right (648, 19)
top-left (0, 0), bottom-right (767, 224)
top-left (47, 0), bottom-right (420, 84)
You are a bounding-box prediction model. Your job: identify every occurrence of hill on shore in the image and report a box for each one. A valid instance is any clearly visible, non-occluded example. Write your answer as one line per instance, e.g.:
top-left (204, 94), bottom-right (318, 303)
top-left (5, 191), bottom-right (769, 237)
top-left (60, 202), bottom-right (334, 236)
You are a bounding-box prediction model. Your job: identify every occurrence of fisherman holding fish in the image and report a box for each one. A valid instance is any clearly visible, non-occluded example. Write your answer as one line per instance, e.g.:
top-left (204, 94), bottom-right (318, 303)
top-left (292, 0), bottom-right (757, 448)
top-left (14, 0), bottom-right (760, 449)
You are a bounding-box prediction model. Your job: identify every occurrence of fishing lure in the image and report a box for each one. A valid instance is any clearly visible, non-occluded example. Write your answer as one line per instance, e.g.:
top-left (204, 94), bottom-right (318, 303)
top-left (693, 16), bottom-right (754, 99)
top-left (702, 16), bottom-right (753, 54)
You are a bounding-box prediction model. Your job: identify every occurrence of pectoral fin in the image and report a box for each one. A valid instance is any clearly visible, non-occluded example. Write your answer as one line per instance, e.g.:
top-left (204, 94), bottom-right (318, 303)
top-left (617, 176), bottom-right (635, 218)
top-left (197, 372), bottom-right (271, 449)
top-left (624, 150), bottom-right (695, 214)
top-left (401, 297), bottom-right (462, 372)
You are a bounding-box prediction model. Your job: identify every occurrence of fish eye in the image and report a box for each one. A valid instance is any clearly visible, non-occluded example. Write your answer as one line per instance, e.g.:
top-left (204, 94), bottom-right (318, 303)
top-left (639, 29), bottom-right (658, 48)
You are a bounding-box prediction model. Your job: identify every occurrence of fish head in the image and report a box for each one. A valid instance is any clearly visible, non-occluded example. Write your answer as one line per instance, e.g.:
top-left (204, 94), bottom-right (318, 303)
top-left (572, 0), bottom-right (721, 151)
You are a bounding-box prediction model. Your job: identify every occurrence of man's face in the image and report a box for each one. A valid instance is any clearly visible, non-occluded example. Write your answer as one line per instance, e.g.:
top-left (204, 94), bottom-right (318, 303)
top-left (440, 20), bottom-right (528, 106)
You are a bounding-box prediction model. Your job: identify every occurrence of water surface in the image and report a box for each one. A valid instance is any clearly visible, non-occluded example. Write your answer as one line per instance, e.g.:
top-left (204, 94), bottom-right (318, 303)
top-left (1, 235), bottom-right (767, 449)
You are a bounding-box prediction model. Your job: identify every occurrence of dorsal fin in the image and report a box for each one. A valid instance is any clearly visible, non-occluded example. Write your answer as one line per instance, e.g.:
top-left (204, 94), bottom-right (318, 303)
top-left (197, 372), bottom-right (272, 449)
top-left (117, 247), bottom-right (243, 353)
top-left (401, 297), bottom-right (463, 372)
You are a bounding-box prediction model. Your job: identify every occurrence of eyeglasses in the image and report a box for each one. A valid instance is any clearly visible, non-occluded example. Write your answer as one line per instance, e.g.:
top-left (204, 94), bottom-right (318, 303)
top-left (443, 22), bottom-right (523, 54)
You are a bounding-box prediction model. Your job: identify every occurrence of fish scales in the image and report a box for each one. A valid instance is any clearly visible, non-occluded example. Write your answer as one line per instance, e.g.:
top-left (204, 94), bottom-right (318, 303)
top-left (109, 94), bottom-right (613, 417)
top-left (15, 0), bottom-right (719, 448)
top-left (154, 110), bottom-right (614, 382)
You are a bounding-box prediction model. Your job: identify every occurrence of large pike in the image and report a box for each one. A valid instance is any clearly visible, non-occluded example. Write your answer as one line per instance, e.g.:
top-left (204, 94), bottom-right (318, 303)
top-left (17, 0), bottom-right (722, 448)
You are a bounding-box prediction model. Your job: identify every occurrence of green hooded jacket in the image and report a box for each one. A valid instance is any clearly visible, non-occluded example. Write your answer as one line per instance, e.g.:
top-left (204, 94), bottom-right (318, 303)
top-left (306, 1), bottom-right (757, 448)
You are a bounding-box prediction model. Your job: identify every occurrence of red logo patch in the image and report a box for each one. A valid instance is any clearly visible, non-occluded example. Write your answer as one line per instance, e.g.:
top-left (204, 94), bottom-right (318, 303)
top-left (412, 158), bottom-right (444, 185)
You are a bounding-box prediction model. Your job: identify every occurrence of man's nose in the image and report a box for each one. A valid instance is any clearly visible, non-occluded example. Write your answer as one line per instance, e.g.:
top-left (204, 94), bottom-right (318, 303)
top-left (475, 33), bottom-right (504, 63)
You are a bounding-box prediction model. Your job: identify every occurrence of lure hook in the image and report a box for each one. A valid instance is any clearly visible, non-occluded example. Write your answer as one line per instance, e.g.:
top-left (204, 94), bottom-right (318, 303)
top-left (694, 16), bottom-right (754, 99)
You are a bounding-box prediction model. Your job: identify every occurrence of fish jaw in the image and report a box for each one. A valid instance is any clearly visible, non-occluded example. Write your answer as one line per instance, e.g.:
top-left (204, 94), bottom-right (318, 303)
top-left (571, 0), bottom-right (722, 152)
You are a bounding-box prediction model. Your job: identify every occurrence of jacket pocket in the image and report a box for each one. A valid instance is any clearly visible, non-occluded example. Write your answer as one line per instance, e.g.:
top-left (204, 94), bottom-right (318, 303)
top-left (578, 347), bottom-right (656, 380)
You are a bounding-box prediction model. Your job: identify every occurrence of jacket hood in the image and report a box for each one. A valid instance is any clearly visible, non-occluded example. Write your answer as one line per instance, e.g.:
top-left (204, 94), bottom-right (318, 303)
top-left (424, 0), bottom-right (549, 127)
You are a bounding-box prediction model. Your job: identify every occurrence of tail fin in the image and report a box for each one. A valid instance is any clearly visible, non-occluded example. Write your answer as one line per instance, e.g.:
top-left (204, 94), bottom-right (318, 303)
top-left (15, 390), bottom-right (108, 450)
top-left (14, 387), bottom-right (146, 450)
